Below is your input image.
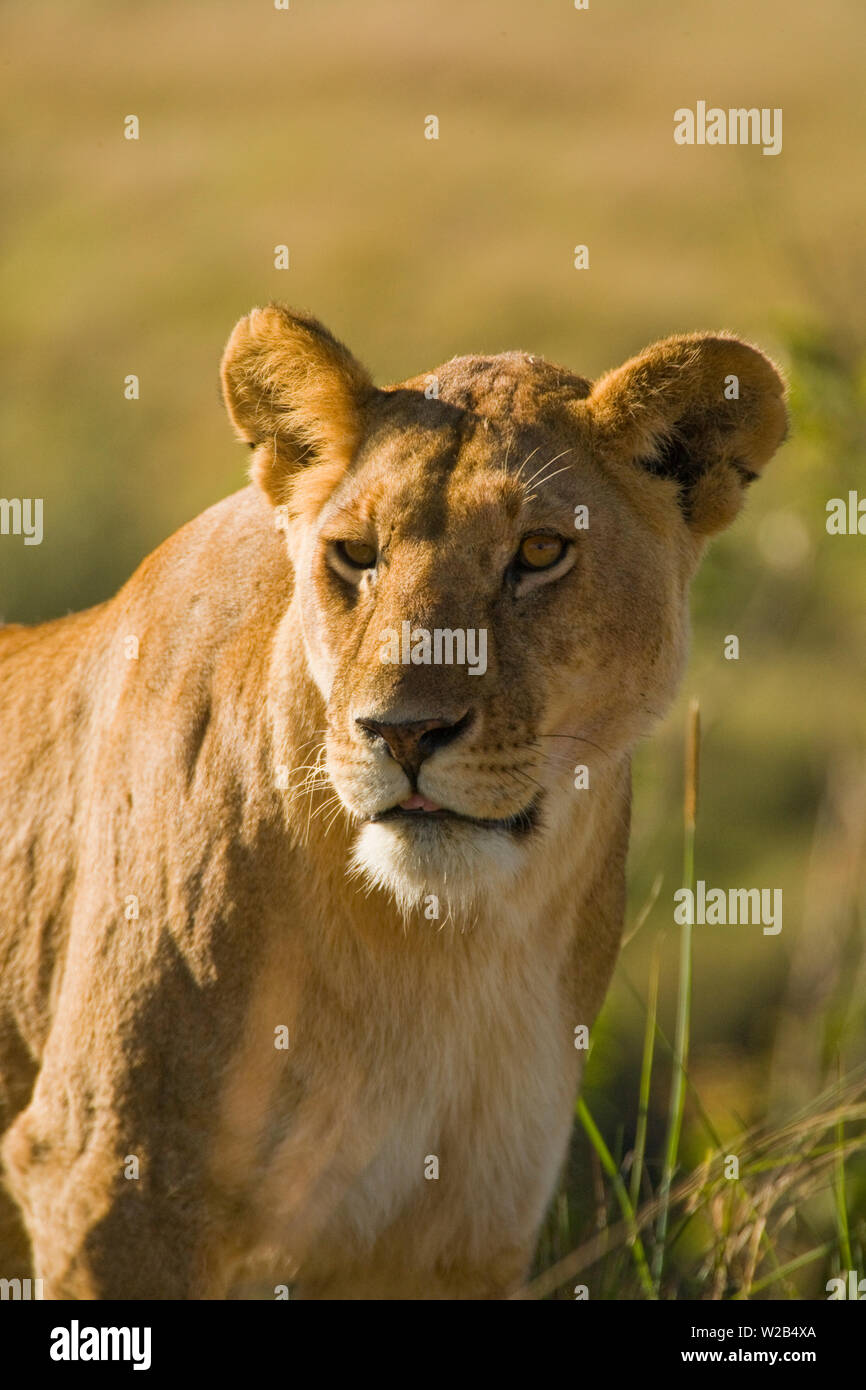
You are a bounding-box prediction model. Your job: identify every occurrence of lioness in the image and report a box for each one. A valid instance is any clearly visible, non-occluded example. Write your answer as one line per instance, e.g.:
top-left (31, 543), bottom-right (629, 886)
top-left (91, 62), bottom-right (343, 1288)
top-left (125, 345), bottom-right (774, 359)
top-left (0, 307), bottom-right (786, 1299)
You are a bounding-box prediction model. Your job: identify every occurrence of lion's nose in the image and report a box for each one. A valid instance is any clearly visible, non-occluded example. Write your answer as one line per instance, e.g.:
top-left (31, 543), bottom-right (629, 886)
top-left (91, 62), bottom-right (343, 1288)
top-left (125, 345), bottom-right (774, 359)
top-left (355, 712), bottom-right (473, 782)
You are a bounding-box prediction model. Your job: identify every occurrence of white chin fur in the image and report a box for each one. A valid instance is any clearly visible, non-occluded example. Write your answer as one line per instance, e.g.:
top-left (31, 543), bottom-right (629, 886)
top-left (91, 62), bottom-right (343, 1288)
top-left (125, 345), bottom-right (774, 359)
top-left (349, 818), bottom-right (526, 922)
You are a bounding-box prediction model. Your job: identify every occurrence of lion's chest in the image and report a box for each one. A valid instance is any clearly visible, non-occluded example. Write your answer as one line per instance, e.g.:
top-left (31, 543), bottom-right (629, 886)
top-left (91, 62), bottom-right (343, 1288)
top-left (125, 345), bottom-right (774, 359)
top-left (257, 935), bottom-right (577, 1274)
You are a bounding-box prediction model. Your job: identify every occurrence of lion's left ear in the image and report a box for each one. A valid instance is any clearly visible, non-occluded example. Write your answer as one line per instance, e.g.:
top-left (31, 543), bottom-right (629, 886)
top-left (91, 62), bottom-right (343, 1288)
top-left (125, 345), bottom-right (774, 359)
top-left (584, 334), bottom-right (788, 536)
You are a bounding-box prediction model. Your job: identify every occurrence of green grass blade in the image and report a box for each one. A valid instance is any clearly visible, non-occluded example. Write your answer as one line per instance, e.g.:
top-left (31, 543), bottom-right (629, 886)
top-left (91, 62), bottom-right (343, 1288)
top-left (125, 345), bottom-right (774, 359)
top-left (653, 699), bottom-right (700, 1292)
top-left (630, 934), bottom-right (662, 1212)
top-left (835, 1056), bottom-right (854, 1271)
top-left (731, 1244), bottom-right (833, 1298)
top-left (577, 1096), bottom-right (657, 1298)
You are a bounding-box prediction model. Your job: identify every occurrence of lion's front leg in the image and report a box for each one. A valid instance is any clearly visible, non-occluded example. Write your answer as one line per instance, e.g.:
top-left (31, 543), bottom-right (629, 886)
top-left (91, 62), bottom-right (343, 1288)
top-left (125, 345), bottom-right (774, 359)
top-left (2, 1071), bottom-right (234, 1300)
top-left (0, 947), bottom-right (257, 1303)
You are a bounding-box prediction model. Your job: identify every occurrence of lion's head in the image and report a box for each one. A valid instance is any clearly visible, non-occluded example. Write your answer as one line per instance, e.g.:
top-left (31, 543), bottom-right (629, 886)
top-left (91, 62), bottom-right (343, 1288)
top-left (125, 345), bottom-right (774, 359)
top-left (221, 306), bottom-right (786, 916)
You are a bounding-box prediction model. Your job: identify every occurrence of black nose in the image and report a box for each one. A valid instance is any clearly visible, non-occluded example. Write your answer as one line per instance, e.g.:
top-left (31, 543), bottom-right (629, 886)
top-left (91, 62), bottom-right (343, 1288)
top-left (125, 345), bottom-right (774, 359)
top-left (356, 712), bottom-right (472, 782)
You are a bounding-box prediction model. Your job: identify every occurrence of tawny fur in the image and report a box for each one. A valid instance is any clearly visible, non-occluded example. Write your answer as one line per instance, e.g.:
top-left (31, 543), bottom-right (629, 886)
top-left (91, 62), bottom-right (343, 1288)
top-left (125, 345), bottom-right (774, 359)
top-left (0, 306), bottom-right (786, 1299)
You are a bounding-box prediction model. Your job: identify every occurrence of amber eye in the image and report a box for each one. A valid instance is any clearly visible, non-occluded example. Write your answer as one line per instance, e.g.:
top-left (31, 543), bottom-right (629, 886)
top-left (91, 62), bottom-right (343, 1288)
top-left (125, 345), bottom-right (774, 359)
top-left (336, 539), bottom-right (377, 569)
top-left (516, 534), bottom-right (566, 571)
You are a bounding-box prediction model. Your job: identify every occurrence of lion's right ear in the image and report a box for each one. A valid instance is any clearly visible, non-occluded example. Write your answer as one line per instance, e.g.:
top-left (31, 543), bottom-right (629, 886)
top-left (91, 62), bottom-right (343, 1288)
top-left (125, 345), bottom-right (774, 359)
top-left (220, 305), bottom-right (374, 506)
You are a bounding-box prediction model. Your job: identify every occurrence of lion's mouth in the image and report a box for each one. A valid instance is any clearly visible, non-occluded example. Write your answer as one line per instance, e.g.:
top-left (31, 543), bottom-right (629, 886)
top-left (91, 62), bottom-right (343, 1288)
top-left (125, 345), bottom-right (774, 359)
top-left (398, 793), bottom-right (443, 813)
top-left (370, 794), bottom-right (541, 837)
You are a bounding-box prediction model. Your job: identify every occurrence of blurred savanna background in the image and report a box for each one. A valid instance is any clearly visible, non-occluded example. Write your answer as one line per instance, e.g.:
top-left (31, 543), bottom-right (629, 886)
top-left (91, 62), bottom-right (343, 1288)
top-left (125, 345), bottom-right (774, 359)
top-left (2, 0), bottom-right (864, 1297)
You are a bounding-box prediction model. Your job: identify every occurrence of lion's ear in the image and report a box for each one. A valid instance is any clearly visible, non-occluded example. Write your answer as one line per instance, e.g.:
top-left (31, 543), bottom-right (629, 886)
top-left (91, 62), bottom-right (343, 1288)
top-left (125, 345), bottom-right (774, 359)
top-left (584, 334), bottom-right (787, 536)
top-left (220, 305), bottom-right (374, 505)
